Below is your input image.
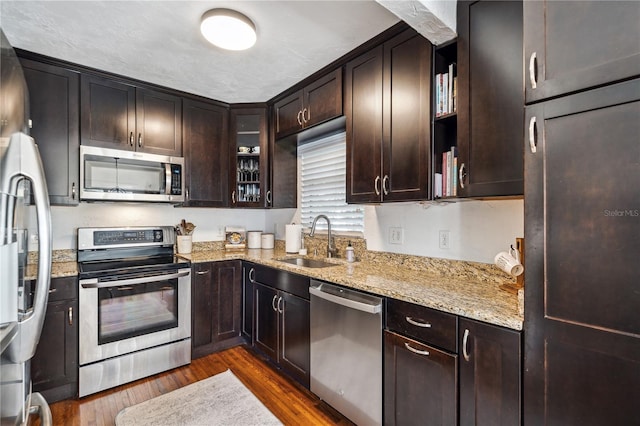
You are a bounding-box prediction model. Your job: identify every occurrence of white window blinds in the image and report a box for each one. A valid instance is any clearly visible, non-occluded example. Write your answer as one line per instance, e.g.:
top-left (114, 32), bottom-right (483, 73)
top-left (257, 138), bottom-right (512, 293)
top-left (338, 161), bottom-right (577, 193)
top-left (299, 132), bottom-right (364, 233)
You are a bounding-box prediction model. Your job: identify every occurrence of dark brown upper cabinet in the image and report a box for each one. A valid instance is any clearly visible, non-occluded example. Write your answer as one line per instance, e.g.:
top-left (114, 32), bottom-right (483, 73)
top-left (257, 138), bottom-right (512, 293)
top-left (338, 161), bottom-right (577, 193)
top-left (456, 0), bottom-right (524, 198)
top-left (20, 57), bottom-right (80, 205)
top-left (81, 74), bottom-right (182, 156)
top-left (346, 29), bottom-right (432, 203)
top-left (182, 98), bottom-right (229, 207)
top-left (273, 68), bottom-right (343, 139)
top-left (229, 105), bottom-right (269, 208)
top-left (524, 0), bottom-right (640, 104)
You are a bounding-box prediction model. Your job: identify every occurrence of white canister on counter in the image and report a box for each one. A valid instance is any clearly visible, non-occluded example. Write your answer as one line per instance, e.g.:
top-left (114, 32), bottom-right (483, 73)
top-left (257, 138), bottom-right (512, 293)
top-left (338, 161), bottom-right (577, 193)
top-left (247, 231), bottom-right (262, 249)
top-left (261, 233), bottom-right (275, 249)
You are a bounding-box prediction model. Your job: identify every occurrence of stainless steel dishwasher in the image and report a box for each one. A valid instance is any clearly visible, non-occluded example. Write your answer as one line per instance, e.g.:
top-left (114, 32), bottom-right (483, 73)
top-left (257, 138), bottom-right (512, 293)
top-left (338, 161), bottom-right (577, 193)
top-left (309, 279), bottom-right (383, 426)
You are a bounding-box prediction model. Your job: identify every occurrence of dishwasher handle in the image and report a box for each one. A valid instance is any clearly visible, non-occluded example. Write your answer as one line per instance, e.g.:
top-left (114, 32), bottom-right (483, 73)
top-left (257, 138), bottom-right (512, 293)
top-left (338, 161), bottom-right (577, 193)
top-left (310, 282), bottom-right (382, 314)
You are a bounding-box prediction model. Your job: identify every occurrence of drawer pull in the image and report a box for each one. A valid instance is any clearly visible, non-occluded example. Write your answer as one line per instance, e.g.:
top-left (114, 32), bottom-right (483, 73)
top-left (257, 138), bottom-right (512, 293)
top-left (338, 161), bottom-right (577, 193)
top-left (406, 316), bottom-right (432, 328)
top-left (48, 288), bottom-right (57, 294)
top-left (68, 307), bottom-right (73, 326)
top-left (404, 342), bottom-right (429, 356)
top-left (196, 270), bottom-right (210, 275)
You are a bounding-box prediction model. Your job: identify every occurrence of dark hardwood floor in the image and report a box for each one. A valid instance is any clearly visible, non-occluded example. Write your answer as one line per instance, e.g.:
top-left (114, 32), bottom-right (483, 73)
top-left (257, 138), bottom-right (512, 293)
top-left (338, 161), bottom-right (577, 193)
top-left (42, 345), bottom-right (352, 425)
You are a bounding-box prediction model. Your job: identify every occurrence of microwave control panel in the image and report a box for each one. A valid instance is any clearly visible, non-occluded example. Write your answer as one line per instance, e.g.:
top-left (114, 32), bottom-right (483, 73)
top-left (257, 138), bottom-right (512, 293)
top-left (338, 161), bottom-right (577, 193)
top-left (170, 165), bottom-right (182, 195)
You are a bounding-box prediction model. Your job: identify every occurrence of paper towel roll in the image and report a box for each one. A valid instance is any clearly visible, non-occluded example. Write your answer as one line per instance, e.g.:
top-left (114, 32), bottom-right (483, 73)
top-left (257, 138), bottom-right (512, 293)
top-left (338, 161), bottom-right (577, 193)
top-left (285, 224), bottom-right (302, 253)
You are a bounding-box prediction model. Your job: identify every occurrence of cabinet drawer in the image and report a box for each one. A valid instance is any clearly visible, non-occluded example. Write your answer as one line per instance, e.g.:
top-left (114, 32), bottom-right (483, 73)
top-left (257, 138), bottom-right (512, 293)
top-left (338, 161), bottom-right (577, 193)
top-left (30, 276), bottom-right (78, 303)
top-left (386, 298), bottom-right (457, 352)
top-left (249, 263), bottom-right (310, 300)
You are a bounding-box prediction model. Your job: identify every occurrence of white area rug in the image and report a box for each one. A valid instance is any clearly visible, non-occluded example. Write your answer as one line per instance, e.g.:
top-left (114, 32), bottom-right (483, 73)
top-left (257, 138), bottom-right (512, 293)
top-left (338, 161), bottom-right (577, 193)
top-left (115, 369), bottom-right (283, 425)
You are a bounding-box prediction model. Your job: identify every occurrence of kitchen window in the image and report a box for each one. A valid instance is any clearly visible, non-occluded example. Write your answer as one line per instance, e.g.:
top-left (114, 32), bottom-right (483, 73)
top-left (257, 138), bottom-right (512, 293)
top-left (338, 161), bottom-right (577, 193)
top-left (299, 132), bottom-right (364, 234)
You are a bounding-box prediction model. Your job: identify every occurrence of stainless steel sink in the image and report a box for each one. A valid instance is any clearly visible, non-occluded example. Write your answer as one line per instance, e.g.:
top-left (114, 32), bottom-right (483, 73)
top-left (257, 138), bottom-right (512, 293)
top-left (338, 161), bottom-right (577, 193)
top-left (277, 257), bottom-right (339, 268)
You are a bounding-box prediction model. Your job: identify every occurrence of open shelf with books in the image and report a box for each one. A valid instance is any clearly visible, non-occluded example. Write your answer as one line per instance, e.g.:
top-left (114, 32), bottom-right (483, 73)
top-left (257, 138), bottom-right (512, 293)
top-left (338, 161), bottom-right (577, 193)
top-left (432, 40), bottom-right (458, 199)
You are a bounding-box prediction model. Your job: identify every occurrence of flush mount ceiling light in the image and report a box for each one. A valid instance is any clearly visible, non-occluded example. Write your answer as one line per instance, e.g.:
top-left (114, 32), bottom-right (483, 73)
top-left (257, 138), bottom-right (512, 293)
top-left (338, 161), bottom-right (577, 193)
top-left (200, 8), bottom-right (257, 51)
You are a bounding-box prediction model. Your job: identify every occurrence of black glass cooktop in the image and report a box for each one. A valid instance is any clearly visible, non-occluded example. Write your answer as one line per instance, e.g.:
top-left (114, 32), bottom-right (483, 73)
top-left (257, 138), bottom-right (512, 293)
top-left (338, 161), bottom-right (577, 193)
top-left (78, 254), bottom-right (190, 280)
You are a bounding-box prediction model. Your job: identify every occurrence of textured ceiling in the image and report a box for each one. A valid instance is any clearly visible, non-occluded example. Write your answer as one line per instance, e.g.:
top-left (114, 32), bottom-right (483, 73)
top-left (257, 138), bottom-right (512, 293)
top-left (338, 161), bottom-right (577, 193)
top-left (0, 1), bottom-right (400, 103)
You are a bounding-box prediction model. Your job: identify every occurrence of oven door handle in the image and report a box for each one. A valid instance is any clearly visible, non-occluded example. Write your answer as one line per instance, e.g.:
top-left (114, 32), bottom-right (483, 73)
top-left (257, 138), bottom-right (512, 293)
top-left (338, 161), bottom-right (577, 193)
top-left (80, 270), bottom-right (191, 289)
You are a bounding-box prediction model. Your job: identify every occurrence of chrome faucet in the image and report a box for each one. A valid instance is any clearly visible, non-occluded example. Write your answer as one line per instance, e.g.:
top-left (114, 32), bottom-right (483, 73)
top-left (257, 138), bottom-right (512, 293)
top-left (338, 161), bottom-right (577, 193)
top-left (309, 214), bottom-right (337, 258)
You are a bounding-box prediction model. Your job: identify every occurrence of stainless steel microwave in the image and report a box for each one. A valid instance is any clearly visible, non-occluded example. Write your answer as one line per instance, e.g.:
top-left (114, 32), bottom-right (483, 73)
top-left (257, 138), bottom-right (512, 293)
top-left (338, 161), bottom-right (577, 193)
top-left (80, 145), bottom-right (185, 203)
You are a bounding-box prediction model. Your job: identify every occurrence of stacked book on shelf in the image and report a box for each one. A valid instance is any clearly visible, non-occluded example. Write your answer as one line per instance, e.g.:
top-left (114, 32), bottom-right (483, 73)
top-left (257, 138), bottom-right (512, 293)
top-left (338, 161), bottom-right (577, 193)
top-left (435, 63), bottom-right (457, 117)
top-left (434, 146), bottom-right (458, 198)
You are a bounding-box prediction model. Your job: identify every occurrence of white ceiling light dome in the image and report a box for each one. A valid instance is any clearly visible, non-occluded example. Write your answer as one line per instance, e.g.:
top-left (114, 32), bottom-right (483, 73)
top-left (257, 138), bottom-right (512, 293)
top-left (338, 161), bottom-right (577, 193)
top-left (200, 8), bottom-right (257, 51)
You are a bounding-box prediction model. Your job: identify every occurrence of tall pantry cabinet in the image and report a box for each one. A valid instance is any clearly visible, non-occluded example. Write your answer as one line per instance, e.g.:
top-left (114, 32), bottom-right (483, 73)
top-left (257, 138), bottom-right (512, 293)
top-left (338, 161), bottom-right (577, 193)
top-left (523, 1), bottom-right (640, 425)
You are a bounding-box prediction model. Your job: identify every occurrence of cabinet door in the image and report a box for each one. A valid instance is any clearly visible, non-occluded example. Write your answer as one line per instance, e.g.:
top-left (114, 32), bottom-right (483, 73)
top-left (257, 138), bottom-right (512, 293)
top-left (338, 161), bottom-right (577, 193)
top-left (253, 282), bottom-right (279, 361)
top-left (346, 45), bottom-right (384, 203)
top-left (270, 134), bottom-right (297, 208)
top-left (31, 277), bottom-right (78, 403)
top-left (459, 319), bottom-right (521, 426)
top-left (191, 263), bottom-right (214, 357)
top-left (21, 58), bottom-right (80, 205)
top-left (273, 91), bottom-right (303, 139)
top-left (382, 30), bottom-right (432, 202)
top-left (279, 292), bottom-right (310, 387)
top-left (242, 263), bottom-right (255, 340)
top-left (524, 80), bottom-right (640, 425)
top-left (524, 1), bottom-right (640, 103)
top-left (211, 260), bottom-right (242, 342)
top-left (457, 0), bottom-right (524, 197)
top-left (384, 331), bottom-right (457, 426)
top-left (135, 88), bottom-right (182, 156)
top-left (81, 74), bottom-right (136, 150)
top-left (303, 68), bottom-right (343, 129)
top-left (182, 98), bottom-right (229, 207)
top-left (229, 107), bottom-right (268, 207)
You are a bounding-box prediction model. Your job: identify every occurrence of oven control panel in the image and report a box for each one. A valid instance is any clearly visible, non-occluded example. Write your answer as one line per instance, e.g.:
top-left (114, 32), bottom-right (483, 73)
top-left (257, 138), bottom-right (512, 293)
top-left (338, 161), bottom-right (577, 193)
top-left (94, 229), bottom-right (164, 245)
top-left (78, 226), bottom-right (175, 251)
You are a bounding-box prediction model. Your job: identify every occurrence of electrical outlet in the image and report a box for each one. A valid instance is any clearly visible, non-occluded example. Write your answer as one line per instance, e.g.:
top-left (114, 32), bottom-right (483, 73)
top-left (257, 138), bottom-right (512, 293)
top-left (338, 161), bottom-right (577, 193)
top-left (439, 230), bottom-right (450, 249)
top-left (30, 233), bottom-right (39, 244)
top-left (389, 227), bottom-right (404, 245)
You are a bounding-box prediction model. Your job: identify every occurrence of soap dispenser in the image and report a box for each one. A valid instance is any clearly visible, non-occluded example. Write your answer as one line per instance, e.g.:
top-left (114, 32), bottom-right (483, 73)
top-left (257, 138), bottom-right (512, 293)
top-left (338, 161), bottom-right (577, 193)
top-left (346, 241), bottom-right (355, 263)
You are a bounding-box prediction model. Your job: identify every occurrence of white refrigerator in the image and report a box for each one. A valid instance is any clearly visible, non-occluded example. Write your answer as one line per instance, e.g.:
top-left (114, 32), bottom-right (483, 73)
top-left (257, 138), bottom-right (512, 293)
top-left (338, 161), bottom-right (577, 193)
top-left (0, 28), bottom-right (53, 425)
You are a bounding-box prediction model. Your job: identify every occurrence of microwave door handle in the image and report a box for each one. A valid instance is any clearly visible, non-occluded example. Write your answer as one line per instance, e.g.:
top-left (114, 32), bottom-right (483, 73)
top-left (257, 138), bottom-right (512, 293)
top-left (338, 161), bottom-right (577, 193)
top-left (4, 133), bottom-right (52, 363)
top-left (165, 163), bottom-right (172, 195)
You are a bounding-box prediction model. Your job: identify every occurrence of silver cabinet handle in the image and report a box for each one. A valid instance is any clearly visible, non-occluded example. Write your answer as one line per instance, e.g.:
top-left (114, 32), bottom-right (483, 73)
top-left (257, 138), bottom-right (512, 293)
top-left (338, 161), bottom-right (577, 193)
top-left (248, 268), bottom-right (256, 283)
top-left (529, 52), bottom-right (537, 89)
top-left (232, 190), bottom-right (236, 204)
top-left (404, 342), bottom-right (429, 356)
top-left (72, 182), bottom-right (76, 200)
top-left (137, 133), bottom-right (142, 148)
top-left (529, 116), bottom-right (537, 153)
top-left (459, 163), bottom-right (466, 189)
top-left (196, 269), bottom-right (210, 275)
top-left (382, 175), bottom-right (389, 195)
top-left (406, 316), bottom-right (432, 328)
top-left (272, 294), bottom-right (279, 312)
top-left (48, 288), bottom-right (57, 294)
top-left (297, 110), bottom-right (303, 126)
top-left (68, 307), bottom-right (73, 326)
top-left (302, 108), bottom-right (309, 123)
top-left (374, 176), bottom-right (381, 196)
top-left (129, 132), bottom-right (134, 146)
top-left (463, 328), bottom-right (471, 361)
top-left (277, 296), bottom-right (284, 314)
top-left (266, 190), bottom-right (272, 205)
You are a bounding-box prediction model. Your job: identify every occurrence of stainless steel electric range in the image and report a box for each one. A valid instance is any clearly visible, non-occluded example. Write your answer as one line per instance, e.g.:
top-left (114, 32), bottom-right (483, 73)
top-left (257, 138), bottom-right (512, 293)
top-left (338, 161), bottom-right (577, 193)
top-left (77, 226), bottom-right (191, 397)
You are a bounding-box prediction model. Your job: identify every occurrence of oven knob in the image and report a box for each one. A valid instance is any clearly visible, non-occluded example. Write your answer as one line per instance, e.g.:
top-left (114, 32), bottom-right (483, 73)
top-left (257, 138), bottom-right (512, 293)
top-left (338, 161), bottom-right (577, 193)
top-left (154, 230), bottom-right (163, 241)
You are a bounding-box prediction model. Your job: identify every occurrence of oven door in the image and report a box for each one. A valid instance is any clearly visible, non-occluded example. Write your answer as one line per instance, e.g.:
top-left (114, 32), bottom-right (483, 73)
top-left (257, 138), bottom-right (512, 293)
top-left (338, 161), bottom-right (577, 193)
top-left (78, 267), bottom-right (191, 366)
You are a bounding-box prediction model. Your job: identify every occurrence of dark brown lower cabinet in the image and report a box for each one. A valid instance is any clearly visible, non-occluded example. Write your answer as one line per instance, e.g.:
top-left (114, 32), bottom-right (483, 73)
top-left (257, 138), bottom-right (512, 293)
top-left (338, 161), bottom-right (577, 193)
top-left (31, 276), bottom-right (78, 403)
top-left (384, 331), bottom-right (457, 426)
top-left (459, 318), bottom-right (521, 426)
top-left (191, 260), bottom-right (242, 359)
top-left (241, 263), bottom-right (254, 340)
top-left (251, 264), bottom-right (310, 388)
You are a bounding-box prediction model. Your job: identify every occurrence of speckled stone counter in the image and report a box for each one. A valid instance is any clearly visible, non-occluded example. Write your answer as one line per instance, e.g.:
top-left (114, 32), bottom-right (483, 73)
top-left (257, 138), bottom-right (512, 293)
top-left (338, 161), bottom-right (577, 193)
top-left (180, 248), bottom-right (524, 331)
top-left (25, 249), bottom-right (78, 280)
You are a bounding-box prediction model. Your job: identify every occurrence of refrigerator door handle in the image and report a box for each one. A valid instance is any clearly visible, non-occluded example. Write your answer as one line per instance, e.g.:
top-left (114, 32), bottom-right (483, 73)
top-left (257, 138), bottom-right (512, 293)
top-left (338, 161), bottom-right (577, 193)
top-left (2, 133), bottom-right (52, 363)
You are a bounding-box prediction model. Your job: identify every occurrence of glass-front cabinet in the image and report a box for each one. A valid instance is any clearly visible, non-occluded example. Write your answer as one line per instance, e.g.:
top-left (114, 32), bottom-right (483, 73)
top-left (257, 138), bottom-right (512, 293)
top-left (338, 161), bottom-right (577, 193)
top-left (229, 106), bottom-right (269, 207)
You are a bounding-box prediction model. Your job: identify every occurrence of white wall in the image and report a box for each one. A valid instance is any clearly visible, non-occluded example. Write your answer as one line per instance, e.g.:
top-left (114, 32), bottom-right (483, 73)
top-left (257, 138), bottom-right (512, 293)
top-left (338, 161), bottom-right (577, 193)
top-left (266, 199), bottom-right (523, 264)
top-left (29, 204), bottom-right (267, 250)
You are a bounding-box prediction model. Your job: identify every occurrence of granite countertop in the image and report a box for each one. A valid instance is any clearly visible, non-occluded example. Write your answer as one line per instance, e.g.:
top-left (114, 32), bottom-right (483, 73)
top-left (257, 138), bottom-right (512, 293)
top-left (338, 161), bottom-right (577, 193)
top-left (181, 248), bottom-right (524, 331)
top-left (35, 246), bottom-right (523, 331)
